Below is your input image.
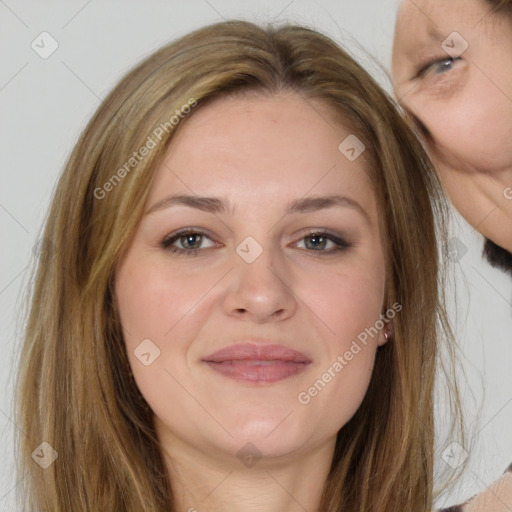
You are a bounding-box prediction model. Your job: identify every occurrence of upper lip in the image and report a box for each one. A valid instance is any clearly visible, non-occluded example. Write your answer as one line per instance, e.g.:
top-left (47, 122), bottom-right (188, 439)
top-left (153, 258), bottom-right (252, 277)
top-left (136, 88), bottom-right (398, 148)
top-left (203, 342), bottom-right (312, 363)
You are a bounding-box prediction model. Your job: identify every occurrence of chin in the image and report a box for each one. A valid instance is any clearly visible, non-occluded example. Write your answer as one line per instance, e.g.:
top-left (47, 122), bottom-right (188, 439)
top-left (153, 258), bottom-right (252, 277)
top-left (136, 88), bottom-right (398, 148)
top-left (228, 417), bottom-right (311, 454)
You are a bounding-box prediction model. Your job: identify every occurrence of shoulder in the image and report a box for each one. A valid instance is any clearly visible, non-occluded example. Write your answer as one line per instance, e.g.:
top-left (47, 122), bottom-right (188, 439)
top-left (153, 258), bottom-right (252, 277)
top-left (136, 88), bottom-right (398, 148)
top-left (439, 463), bottom-right (512, 512)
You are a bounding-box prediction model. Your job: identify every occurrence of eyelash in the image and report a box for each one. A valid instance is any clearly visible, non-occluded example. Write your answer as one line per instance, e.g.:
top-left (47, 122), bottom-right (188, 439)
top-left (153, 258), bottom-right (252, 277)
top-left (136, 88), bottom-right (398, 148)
top-left (160, 228), bottom-right (350, 257)
top-left (417, 56), bottom-right (462, 78)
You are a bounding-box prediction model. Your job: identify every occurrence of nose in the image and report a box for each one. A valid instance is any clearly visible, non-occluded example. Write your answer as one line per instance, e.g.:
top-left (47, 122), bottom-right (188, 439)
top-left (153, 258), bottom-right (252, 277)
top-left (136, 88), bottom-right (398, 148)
top-left (222, 244), bottom-right (298, 324)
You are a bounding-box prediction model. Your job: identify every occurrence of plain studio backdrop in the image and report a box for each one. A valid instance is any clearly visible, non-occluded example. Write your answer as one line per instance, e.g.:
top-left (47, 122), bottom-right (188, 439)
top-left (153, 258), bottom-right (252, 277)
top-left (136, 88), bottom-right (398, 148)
top-left (1, 1), bottom-right (511, 510)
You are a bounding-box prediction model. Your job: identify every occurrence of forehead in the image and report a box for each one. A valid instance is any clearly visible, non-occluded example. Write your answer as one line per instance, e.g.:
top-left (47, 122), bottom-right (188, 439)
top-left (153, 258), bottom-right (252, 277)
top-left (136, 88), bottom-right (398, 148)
top-left (149, 92), bottom-right (376, 210)
top-left (394, 0), bottom-right (490, 46)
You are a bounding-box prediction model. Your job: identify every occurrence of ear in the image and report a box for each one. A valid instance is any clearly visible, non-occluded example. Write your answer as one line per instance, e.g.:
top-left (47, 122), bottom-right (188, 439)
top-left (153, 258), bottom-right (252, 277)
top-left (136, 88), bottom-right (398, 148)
top-left (378, 321), bottom-right (393, 347)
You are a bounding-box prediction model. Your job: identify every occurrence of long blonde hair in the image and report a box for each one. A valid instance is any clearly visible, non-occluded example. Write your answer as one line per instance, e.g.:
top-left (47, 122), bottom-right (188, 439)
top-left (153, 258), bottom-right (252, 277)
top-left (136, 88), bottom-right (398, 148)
top-left (16, 20), bottom-right (460, 512)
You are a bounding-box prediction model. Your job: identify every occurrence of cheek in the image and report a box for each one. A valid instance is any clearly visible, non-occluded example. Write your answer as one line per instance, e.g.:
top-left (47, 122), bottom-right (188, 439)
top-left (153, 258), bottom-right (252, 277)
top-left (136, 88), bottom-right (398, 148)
top-left (300, 252), bottom-right (385, 368)
top-left (305, 258), bottom-right (386, 345)
top-left (114, 257), bottom-right (224, 396)
top-left (295, 259), bottom-right (385, 404)
top-left (417, 81), bottom-right (512, 173)
top-left (295, 274), bottom-right (382, 438)
top-left (115, 258), bottom-right (222, 342)
top-left (114, 257), bottom-right (226, 417)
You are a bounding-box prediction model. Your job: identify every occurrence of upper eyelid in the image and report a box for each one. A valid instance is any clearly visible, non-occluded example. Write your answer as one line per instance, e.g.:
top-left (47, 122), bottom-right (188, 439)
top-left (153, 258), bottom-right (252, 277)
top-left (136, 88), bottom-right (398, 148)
top-left (162, 228), bottom-right (218, 245)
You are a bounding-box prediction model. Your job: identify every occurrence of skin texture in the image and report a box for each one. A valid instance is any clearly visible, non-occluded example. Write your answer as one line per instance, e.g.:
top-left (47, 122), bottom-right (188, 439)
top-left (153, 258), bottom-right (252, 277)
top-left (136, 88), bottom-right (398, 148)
top-left (392, 0), bottom-right (512, 252)
top-left (114, 91), bottom-right (389, 511)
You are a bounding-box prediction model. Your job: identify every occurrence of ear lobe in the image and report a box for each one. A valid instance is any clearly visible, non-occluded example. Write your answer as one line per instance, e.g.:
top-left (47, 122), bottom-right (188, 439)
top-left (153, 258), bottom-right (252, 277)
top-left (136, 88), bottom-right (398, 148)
top-left (378, 322), bottom-right (394, 347)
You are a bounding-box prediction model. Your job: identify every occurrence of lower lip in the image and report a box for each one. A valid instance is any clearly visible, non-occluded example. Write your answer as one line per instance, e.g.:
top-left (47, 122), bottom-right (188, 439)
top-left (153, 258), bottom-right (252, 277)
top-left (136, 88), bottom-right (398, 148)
top-left (204, 360), bottom-right (310, 383)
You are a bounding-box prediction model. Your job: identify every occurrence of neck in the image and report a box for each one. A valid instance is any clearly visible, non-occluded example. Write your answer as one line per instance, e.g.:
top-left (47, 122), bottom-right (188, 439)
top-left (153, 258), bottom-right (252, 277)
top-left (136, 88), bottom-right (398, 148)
top-left (159, 433), bottom-right (335, 512)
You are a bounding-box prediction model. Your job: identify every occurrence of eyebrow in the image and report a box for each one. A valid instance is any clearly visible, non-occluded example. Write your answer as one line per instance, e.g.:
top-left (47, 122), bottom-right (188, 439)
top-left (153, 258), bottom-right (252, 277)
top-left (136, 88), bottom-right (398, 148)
top-left (419, 28), bottom-right (451, 50)
top-left (399, 25), bottom-right (446, 60)
top-left (145, 194), bottom-right (371, 224)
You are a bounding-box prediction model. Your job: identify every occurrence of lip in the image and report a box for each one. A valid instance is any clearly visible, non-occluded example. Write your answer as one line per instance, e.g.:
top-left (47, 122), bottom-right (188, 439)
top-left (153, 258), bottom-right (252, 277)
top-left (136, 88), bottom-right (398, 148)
top-left (202, 342), bottom-right (312, 384)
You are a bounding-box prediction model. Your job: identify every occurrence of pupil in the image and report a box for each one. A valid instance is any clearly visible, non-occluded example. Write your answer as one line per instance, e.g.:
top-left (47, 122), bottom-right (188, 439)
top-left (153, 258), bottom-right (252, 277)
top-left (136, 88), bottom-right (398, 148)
top-left (438, 59), bottom-right (452, 73)
top-left (308, 235), bottom-right (325, 250)
top-left (183, 234), bottom-right (200, 248)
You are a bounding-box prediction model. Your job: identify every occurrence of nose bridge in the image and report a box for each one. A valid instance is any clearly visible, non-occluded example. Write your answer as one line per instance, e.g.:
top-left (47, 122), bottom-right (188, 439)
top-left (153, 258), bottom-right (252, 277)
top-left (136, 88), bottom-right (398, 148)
top-left (223, 235), bottom-right (297, 321)
top-left (235, 235), bottom-right (287, 294)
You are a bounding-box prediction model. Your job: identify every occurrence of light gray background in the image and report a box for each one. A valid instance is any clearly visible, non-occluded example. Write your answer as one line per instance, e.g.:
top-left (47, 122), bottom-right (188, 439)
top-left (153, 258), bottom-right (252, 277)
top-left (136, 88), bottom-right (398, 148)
top-left (1, 1), bottom-right (511, 510)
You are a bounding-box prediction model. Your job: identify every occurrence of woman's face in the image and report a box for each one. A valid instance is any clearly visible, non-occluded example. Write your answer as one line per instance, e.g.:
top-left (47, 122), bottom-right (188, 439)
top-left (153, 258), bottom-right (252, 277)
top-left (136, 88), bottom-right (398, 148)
top-left (114, 91), bottom-right (388, 467)
top-left (392, 0), bottom-right (512, 251)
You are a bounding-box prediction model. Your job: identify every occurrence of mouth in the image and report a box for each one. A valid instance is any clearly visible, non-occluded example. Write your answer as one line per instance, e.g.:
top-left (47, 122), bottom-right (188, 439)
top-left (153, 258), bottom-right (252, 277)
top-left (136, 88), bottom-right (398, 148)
top-left (202, 342), bottom-right (312, 384)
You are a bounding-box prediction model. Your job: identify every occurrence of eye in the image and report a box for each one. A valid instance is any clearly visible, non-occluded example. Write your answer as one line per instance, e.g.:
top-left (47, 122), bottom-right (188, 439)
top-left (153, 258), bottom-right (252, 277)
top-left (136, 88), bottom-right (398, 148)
top-left (160, 229), bottom-right (351, 257)
top-left (161, 228), bottom-right (219, 256)
top-left (417, 56), bottom-right (462, 77)
top-left (294, 231), bottom-right (350, 253)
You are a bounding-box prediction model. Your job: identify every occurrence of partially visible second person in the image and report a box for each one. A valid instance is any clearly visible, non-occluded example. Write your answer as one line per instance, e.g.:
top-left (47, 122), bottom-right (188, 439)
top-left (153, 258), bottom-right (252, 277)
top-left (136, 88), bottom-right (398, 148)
top-left (393, 1), bottom-right (512, 510)
top-left (392, 0), bottom-right (512, 273)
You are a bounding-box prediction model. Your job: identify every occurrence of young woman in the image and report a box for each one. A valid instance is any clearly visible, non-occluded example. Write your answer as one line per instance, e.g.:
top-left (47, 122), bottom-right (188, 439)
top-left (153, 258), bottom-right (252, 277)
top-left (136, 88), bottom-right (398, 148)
top-left (392, 1), bottom-right (512, 510)
top-left (16, 20), bottom-right (461, 512)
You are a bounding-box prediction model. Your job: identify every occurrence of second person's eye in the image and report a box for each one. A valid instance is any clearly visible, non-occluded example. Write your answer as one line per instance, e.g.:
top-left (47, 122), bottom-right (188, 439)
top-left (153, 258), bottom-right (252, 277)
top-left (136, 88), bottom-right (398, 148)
top-left (418, 56), bottom-right (462, 77)
top-left (432, 57), bottom-right (461, 75)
